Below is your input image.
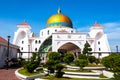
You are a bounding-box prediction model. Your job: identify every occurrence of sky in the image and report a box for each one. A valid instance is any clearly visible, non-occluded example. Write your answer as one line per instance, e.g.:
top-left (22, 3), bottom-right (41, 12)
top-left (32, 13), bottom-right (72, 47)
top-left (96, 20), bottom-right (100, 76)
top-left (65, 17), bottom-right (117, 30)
top-left (0, 0), bottom-right (120, 52)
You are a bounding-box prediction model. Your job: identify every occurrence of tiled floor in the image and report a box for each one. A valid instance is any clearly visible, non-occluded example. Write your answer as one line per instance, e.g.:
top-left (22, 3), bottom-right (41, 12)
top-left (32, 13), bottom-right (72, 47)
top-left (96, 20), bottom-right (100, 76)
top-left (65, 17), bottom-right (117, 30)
top-left (0, 68), bottom-right (20, 80)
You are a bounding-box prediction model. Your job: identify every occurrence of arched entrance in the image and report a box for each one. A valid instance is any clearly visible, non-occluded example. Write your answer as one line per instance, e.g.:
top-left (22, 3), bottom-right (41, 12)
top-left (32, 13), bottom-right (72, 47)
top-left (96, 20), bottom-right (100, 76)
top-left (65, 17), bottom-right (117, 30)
top-left (58, 42), bottom-right (81, 59)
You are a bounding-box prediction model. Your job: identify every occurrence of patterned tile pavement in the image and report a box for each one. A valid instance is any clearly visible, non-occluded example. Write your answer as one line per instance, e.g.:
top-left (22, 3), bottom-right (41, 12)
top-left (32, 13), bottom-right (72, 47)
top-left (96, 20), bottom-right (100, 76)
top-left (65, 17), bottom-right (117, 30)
top-left (0, 68), bottom-right (20, 80)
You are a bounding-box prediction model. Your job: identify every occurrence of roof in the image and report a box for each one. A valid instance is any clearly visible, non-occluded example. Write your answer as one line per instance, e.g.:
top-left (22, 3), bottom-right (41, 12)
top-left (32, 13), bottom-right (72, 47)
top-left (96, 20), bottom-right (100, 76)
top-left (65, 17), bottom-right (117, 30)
top-left (17, 20), bottom-right (28, 26)
top-left (0, 36), bottom-right (7, 43)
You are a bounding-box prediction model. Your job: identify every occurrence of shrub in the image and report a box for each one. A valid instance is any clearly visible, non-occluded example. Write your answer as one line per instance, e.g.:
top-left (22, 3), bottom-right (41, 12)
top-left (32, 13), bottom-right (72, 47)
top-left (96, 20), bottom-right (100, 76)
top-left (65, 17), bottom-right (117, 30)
top-left (78, 54), bottom-right (87, 60)
top-left (74, 59), bottom-right (88, 70)
top-left (63, 53), bottom-right (74, 64)
top-left (88, 56), bottom-right (96, 64)
top-left (101, 53), bottom-right (120, 80)
top-left (55, 64), bottom-right (64, 72)
top-left (55, 72), bottom-right (65, 78)
top-left (23, 52), bottom-right (41, 73)
top-left (95, 58), bottom-right (100, 65)
top-left (48, 52), bottom-right (61, 60)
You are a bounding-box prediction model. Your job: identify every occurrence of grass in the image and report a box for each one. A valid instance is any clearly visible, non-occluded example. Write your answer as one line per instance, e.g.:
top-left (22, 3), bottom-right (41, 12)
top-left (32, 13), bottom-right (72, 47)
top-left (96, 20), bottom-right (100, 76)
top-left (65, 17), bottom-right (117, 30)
top-left (86, 63), bottom-right (104, 67)
top-left (18, 68), bottom-right (44, 76)
top-left (43, 75), bottom-right (115, 80)
top-left (69, 63), bottom-right (104, 67)
top-left (62, 69), bottom-right (92, 72)
top-left (100, 74), bottom-right (107, 78)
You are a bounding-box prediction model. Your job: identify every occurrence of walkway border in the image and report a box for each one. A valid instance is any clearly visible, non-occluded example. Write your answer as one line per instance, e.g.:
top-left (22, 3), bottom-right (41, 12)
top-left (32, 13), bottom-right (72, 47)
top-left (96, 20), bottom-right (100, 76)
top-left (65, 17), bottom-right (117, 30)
top-left (15, 68), bottom-right (47, 80)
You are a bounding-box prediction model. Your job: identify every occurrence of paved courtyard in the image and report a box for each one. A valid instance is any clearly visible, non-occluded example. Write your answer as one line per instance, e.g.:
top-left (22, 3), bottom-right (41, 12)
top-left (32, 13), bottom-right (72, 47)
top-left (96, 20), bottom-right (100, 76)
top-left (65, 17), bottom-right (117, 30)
top-left (0, 68), bottom-right (20, 80)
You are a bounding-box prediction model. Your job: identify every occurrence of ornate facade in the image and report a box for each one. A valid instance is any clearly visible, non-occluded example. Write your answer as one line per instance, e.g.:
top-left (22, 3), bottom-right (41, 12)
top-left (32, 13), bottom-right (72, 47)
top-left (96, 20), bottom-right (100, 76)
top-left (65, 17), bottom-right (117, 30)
top-left (13, 9), bottom-right (111, 61)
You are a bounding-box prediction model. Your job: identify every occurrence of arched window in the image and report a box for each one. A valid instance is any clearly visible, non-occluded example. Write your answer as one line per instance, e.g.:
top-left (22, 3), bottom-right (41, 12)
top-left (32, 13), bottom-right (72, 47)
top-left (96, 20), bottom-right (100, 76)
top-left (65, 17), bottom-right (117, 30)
top-left (99, 48), bottom-right (101, 51)
top-left (35, 40), bottom-right (37, 44)
top-left (71, 30), bottom-right (73, 33)
top-left (35, 48), bottom-right (37, 51)
top-left (55, 29), bottom-right (57, 32)
top-left (42, 32), bottom-right (43, 36)
top-left (39, 40), bottom-right (41, 44)
top-left (98, 41), bottom-right (100, 45)
top-left (22, 41), bottom-right (24, 44)
top-left (48, 30), bottom-right (49, 35)
top-left (21, 47), bottom-right (23, 50)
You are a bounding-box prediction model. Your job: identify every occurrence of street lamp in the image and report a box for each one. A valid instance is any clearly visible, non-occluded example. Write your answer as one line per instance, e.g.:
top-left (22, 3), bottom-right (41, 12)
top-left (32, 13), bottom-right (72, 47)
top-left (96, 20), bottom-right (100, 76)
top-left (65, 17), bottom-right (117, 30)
top-left (28, 45), bottom-right (30, 61)
top-left (116, 45), bottom-right (118, 53)
top-left (6, 35), bottom-right (10, 69)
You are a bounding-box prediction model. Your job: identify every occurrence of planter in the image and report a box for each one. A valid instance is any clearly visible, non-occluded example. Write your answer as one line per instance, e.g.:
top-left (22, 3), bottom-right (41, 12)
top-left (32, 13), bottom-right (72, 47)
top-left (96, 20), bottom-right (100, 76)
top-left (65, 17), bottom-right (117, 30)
top-left (15, 68), bottom-right (47, 80)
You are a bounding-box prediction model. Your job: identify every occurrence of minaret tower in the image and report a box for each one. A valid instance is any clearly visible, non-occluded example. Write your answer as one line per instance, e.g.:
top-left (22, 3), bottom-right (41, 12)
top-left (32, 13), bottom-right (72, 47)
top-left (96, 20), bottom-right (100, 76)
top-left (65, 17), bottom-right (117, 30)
top-left (13, 21), bottom-right (32, 59)
top-left (89, 22), bottom-right (111, 58)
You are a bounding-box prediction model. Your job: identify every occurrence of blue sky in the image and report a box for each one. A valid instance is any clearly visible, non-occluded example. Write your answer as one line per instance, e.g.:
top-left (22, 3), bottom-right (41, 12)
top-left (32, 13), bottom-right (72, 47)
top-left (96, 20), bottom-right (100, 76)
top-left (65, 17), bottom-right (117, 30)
top-left (0, 0), bottom-right (120, 52)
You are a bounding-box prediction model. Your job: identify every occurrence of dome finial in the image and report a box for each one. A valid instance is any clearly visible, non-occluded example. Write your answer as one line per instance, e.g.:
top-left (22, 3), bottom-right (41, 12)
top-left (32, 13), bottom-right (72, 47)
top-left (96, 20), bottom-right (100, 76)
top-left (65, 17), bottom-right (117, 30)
top-left (58, 8), bottom-right (61, 14)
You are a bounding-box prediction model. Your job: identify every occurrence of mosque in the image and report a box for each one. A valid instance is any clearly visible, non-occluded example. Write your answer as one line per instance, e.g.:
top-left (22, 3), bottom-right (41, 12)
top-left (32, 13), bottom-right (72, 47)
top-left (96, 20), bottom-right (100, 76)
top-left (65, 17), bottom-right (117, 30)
top-left (13, 9), bottom-right (111, 61)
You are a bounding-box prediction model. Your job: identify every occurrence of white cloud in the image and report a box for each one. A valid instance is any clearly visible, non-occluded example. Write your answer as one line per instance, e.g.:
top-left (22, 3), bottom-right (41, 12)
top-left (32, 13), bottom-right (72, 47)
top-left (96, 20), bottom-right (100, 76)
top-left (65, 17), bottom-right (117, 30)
top-left (103, 22), bottom-right (120, 40)
top-left (76, 22), bottom-right (120, 52)
top-left (102, 22), bottom-right (120, 52)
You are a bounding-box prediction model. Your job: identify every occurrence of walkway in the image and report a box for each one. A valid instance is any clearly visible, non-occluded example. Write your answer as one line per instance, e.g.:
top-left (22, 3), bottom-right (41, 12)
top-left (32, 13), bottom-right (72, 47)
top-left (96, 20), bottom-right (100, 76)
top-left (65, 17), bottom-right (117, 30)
top-left (0, 68), bottom-right (20, 80)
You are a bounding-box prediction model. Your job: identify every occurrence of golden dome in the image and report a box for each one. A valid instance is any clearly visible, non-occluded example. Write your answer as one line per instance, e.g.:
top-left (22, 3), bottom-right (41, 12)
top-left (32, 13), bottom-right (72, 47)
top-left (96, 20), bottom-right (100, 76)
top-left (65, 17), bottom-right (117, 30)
top-left (46, 9), bottom-right (73, 28)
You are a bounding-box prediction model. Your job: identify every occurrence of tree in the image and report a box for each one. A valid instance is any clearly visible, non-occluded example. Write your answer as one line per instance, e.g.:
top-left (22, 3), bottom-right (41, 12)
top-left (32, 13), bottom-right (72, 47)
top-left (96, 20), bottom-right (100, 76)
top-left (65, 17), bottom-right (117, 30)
top-left (63, 52), bottom-right (74, 64)
top-left (113, 55), bottom-right (120, 80)
top-left (74, 59), bottom-right (88, 70)
top-left (23, 52), bottom-right (41, 73)
top-left (44, 52), bottom-right (61, 73)
top-left (55, 64), bottom-right (65, 78)
top-left (48, 52), bottom-right (61, 60)
top-left (78, 54), bottom-right (87, 60)
top-left (95, 58), bottom-right (100, 65)
top-left (88, 56), bottom-right (96, 64)
top-left (82, 41), bottom-right (92, 56)
top-left (101, 53), bottom-right (120, 80)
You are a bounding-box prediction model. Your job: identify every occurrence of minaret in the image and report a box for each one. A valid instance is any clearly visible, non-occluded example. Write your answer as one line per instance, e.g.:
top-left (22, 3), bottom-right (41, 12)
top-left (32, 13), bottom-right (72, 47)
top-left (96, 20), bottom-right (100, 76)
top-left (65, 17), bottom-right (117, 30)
top-left (89, 22), bottom-right (111, 58)
top-left (13, 21), bottom-right (32, 59)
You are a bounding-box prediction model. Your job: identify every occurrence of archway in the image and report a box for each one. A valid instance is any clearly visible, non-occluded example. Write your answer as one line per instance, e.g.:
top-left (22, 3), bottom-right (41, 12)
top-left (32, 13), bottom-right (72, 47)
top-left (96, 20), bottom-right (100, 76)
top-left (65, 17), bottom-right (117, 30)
top-left (58, 42), bottom-right (81, 60)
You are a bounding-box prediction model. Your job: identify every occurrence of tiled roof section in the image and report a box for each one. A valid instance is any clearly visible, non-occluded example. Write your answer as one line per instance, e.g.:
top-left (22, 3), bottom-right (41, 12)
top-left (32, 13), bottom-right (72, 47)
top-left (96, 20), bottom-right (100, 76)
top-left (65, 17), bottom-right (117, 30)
top-left (0, 36), bottom-right (7, 43)
top-left (17, 20), bottom-right (28, 26)
top-left (94, 22), bottom-right (101, 27)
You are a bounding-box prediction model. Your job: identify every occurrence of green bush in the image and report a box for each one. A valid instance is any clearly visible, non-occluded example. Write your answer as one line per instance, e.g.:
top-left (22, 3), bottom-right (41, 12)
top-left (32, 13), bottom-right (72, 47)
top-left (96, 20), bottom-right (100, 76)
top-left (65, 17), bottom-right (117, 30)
top-left (78, 54), bottom-right (87, 60)
top-left (55, 64), bottom-right (64, 72)
top-left (74, 59), bottom-right (88, 70)
top-left (88, 56), bottom-right (96, 64)
top-left (63, 53), bottom-right (74, 64)
top-left (114, 72), bottom-right (120, 80)
top-left (48, 52), bottom-right (61, 60)
top-left (74, 60), bottom-right (80, 66)
top-left (101, 53), bottom-right (120, 80)
top-left (23, 52), bottom-right (41, 73)
top-left (95, 58), bottom-right (100, 65)
top-left (55, 72), bottom-right (65, 78)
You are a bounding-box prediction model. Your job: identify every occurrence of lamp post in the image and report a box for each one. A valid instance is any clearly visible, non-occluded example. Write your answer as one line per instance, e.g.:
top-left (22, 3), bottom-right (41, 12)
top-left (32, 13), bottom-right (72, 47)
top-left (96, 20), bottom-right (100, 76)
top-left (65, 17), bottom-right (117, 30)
top-left (28, 45), bottom-right (30, 61)
top-left (116, 45), bottom-right (118, 53)
top-left (6, 35), bottom-right (10, 69)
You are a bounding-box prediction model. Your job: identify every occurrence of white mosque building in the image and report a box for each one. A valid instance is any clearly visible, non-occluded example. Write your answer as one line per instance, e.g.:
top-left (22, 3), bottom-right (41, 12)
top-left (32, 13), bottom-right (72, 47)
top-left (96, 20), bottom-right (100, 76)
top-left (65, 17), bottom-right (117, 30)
top-left (13, 9), bottom-right (111, 61)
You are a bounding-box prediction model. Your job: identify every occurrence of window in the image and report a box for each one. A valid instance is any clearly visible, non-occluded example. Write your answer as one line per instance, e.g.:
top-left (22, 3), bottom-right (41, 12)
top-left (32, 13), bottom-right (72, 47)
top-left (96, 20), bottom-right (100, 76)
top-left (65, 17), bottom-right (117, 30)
top-left (22, 41), bottom-right (24, 44)
top-left (42, 32), bottom-right (43, 36)
top-left (35, 40), bottom-right (37, 44)
top-left (39, 40), bottom-right (41, 44)
top-left (71, 30), bottom-right (73, 33)
top-left (35, 48), bottom-right (37, 51)
top-left (99, 48), bottom-right (101, 51)
top-left (48, 30), bottom-right (49, 35)
top-left (55, 30), bottom-right (57, 32)
top-left (98, 41), bottom-right (100, 45)
top-left (21, 47), bottom-right (23, 50)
